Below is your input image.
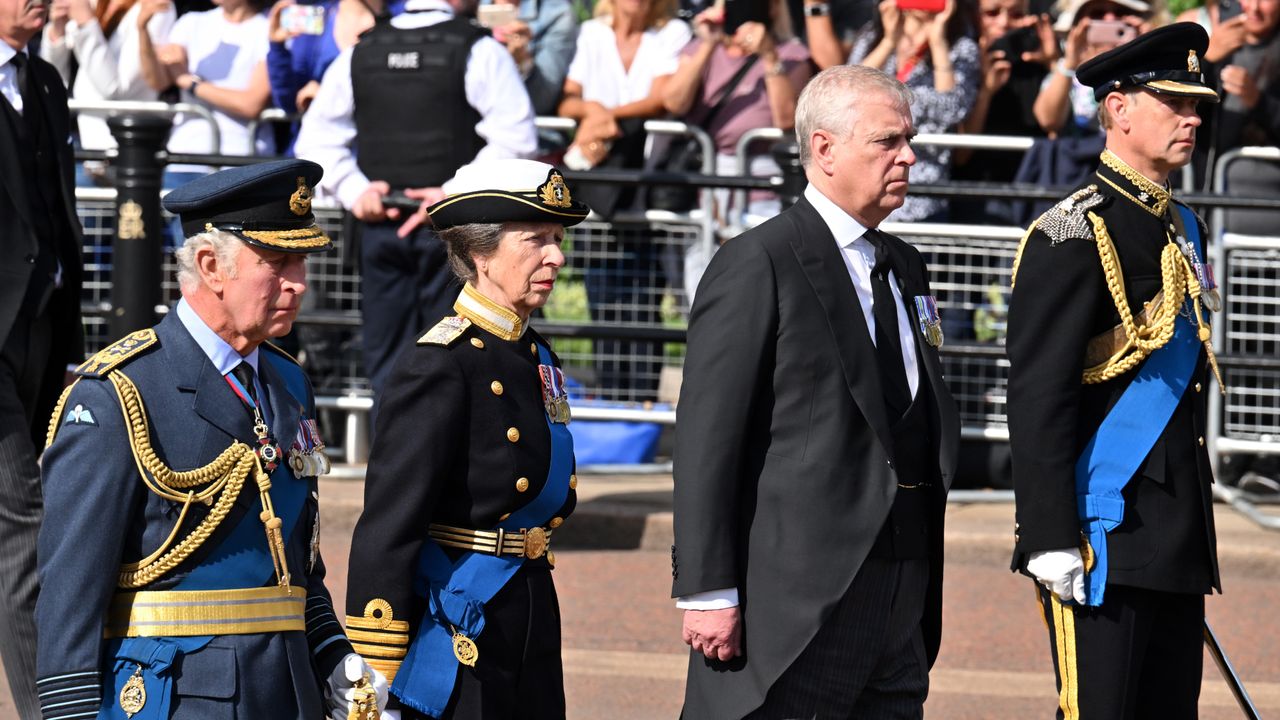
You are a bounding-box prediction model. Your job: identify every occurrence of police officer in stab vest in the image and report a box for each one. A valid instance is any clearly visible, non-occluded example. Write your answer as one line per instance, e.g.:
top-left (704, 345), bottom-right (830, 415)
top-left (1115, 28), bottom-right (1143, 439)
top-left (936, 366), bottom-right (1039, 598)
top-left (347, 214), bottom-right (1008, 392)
top-left (295, 0), bottom-right (537, 403)
top-left (1007, 24), bottom-right (1223, 718)
top-left (344, 159), bottom-right (588, 719)
top-left (35, 160), bottom-right (391, 720)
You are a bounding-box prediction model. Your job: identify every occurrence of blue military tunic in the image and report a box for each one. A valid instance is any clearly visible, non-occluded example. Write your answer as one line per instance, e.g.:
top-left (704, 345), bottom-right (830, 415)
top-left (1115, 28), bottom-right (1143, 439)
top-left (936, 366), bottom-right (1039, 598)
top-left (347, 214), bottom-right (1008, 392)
top-left (35, 307), bottom-right (351, 720)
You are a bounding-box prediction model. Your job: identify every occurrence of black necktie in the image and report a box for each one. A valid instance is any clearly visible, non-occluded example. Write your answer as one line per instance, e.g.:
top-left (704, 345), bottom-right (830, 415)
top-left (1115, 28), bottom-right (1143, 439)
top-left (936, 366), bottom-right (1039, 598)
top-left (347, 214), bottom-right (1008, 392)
top-left (865, 230), bottom-right (912, 420)
top-left (232, 362), bottom-right (260, 408)
top-left (9, 52), bottom-right (40, 134)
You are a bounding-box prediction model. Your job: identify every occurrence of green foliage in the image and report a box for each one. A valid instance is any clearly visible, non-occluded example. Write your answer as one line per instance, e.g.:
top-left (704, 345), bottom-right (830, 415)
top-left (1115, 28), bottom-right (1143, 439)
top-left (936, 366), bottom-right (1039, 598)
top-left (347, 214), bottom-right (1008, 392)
top-left (1166, 0), bottom-right (1204, 18)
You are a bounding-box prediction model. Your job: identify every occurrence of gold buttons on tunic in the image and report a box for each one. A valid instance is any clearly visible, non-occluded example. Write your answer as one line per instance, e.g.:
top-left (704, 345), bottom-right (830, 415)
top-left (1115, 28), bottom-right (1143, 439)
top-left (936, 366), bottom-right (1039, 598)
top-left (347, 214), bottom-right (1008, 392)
top-left (549, 517), bottom-right (563, 528)
top-left (515, 477), bottom-right (530, 492)
top-left (470, 338), bottom-right (485, 349)
top-left (547, 551), bottom-right (556, 567)
top-left (530, 343), bottom-right (537, 355)
top-left (1195, 382), bottom-right (1202, 393)
top-left (568, 474), bottom-right (577, 489)
top-left (499, 513), bottom-right (510, 521)
top-left (1198, 436), bottom-right (1206, 446)
top-left (507, 427), bottom-right (520, 443)
top-left (491, 381), bottom-right (504, 396)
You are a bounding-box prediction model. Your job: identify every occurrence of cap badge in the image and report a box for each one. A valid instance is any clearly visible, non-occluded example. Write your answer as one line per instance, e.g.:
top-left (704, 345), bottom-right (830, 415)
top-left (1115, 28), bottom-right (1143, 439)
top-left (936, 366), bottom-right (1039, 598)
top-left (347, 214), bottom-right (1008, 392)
top-left (1187, 49), bottom-right (1200, 73)
top-left (538, 171), bottom-right (572, 208)
top-left (289, 176), bottom-right (313, 216)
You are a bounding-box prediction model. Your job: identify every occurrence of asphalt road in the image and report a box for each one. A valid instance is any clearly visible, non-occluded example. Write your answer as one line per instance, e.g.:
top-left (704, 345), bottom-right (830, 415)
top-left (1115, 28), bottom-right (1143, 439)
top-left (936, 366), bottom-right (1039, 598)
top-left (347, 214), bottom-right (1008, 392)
top-left (3, 474), bottom-right (1277, 719)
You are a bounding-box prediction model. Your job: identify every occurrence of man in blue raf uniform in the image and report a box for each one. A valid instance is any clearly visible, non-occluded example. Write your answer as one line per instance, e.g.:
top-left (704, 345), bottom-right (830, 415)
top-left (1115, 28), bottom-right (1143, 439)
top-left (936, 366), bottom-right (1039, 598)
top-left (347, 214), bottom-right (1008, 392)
top-left (344, 159), bottom-right (588, 719)
top-left (35, 159), bottom-right (391, 720)
top-left (1007, 23), bottom-right (1223, 719)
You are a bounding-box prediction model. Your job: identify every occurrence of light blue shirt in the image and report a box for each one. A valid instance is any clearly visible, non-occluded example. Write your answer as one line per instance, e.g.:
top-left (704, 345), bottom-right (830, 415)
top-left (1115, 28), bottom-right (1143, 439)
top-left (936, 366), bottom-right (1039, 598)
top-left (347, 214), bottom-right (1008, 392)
top-left (176, 298), bottom-right (270, 425)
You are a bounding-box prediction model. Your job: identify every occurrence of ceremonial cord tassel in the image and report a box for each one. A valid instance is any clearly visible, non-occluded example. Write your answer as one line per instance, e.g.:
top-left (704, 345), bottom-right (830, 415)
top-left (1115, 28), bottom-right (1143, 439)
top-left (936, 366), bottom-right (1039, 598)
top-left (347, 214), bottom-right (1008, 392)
top-left (253, 456), bottom-right (292, 591)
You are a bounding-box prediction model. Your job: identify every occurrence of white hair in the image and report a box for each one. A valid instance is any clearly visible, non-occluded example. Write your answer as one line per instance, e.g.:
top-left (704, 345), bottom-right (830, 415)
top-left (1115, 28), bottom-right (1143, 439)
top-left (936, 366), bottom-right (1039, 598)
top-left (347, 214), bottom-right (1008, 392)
top-left (175, 229), bottom-right (244, 292)
top-left (795, 65), bottom-right (914, 169)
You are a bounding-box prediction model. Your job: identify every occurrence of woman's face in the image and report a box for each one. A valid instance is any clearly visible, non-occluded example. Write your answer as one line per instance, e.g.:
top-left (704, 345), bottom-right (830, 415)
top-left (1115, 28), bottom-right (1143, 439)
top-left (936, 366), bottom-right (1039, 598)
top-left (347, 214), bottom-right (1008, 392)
top-left (980, 0), bottom-right (1026, 41)
top-left (472, 222), bottom-right (566, 319)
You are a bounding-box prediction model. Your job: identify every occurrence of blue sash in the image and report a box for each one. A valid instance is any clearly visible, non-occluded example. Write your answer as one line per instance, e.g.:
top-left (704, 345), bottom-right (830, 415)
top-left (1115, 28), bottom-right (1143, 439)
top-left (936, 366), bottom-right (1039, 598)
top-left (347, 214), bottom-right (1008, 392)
top-left (1074, 204), bottom-right (1204, 606)
top-left (99, 354), bottom-right (313, 718)
top-left (393, 343), bottom-right (575, 717)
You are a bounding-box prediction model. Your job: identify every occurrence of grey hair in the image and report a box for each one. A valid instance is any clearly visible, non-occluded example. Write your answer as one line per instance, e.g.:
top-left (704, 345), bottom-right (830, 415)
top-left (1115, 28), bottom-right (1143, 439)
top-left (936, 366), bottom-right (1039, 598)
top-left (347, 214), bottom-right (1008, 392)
top-left (440, 223), bottom-right (504, 284)
top-left (795, 65), bottom-right (913, 169)
top-left (175, 229), bottom-right (244, 292)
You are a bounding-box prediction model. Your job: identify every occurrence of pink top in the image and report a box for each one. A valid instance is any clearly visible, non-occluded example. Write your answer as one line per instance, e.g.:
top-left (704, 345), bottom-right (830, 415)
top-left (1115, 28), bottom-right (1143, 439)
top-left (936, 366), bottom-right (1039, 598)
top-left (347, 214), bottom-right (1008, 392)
top-left (679, 37), bottom-right (811, 155)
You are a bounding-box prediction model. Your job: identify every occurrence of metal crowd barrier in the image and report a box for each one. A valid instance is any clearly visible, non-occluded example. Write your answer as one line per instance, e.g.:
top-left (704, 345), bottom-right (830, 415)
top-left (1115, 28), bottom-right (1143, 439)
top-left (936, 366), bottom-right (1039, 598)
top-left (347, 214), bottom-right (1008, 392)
top-left (69, 99), bottom-right (222, 154)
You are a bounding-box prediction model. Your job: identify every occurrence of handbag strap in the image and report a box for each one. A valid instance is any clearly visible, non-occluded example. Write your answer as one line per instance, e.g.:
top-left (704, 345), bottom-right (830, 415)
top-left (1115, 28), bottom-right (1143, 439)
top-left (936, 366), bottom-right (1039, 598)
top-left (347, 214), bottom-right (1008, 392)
top-left (699, 53), bottom-right (762, 128)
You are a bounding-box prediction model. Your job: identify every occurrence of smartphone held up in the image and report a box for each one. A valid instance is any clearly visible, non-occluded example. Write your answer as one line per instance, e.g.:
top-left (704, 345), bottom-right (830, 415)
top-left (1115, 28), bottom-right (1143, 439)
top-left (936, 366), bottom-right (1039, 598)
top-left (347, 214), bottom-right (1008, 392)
top-left (1085, 19), bottom-right (1136, 46)
top-left (477, 3), bottom-right (519, 28)
top-left (895, 0), bottom-right (946, 13)
top-left (282, 4), bottom-right (325, 35)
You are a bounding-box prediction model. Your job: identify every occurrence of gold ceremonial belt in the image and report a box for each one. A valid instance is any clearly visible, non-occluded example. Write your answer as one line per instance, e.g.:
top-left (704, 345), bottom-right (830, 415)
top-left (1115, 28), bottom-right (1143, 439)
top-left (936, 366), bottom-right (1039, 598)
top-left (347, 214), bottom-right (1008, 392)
top-left (104, 585), bottom-right (307, 638)
top-left (428, 523), bottom-right (553, 560)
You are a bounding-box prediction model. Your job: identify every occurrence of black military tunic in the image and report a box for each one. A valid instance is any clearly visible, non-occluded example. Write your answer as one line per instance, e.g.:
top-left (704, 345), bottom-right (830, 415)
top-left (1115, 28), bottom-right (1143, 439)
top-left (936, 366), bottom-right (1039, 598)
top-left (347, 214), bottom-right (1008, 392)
top-left (1007, 149), bottom-right (1220, 717)
top-left (346, 283), bottom-right (576, 719)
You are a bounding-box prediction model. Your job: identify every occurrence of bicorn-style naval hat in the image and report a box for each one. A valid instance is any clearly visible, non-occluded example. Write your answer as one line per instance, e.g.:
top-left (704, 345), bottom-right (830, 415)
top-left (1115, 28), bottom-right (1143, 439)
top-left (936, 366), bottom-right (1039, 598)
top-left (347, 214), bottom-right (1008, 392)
top-left (428, 159), bottom-right (591, 230)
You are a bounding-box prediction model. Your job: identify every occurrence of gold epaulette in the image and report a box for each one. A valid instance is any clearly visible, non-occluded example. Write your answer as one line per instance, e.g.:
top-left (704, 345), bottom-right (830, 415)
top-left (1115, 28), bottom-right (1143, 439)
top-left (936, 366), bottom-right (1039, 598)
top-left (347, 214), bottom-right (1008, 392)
top-left (417, 316), bottom-right (472, 347)
top-left (76, 329), bottom-right (159, 378)
top-left (347, 599), bottom-right (410, 683)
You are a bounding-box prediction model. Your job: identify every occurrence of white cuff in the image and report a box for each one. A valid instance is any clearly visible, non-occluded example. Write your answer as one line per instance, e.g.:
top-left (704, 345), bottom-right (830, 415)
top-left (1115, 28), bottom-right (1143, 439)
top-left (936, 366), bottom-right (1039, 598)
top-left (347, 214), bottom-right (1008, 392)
top-left (676, 587), bottom-right (739, 610)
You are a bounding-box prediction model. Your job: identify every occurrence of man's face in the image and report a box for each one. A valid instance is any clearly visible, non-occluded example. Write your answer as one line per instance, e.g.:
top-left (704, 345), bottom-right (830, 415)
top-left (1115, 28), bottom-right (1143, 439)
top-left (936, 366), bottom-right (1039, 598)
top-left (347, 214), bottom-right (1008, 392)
top-left (219, 243), bottom-right (309, 348)
top-left (1124, 90), bottom-right (1202, 172)
top-left (1242, 0), bottom-right (1280, 40)
top-left (825, 94), bottom-right (917, 227)
top-left (474, 221), bottom-right (566, 318)
top-left (0, 0), bottom-right (49, 49)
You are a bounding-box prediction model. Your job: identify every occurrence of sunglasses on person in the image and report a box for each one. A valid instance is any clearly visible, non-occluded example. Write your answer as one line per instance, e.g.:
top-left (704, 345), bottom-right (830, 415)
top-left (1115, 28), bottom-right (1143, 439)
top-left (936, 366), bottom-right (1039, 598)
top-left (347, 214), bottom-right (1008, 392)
top-left (982, 6), bottom-right (1027, 19)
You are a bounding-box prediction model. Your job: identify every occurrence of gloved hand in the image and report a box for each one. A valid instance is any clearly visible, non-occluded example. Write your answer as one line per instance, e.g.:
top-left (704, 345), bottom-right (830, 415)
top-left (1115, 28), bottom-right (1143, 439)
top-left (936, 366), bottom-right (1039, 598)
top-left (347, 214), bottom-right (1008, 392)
top-left (325, 653), bottom-right (397, 720)
top-left (1026, 548), bottom-right (1086, 604)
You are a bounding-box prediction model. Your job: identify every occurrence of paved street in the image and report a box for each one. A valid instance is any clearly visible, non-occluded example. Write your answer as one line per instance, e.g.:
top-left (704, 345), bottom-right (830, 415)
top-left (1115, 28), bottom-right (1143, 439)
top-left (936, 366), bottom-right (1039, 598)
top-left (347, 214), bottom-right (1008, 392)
top-left (3, 472), bottom-right (1278, 719)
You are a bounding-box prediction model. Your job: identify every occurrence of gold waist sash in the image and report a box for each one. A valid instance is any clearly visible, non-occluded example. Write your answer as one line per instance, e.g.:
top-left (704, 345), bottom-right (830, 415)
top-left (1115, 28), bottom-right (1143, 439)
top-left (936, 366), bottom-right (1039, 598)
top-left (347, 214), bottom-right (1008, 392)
top-left (105, 585), bottom-right (307, 638)
top-left (428, 523), bottom-right (553, 560)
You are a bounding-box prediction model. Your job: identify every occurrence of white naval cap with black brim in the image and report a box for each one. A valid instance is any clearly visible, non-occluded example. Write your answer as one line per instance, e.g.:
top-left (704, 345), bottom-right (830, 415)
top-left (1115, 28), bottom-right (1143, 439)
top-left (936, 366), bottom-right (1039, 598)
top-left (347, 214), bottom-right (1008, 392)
top-left (427, 159), bottom-right (591, 231)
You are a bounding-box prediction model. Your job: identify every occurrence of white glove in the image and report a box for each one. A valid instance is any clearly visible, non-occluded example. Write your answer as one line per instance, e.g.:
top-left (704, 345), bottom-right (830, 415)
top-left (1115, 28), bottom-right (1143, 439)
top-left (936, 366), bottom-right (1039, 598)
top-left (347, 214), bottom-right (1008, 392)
top-left (325, 653), bottom-right (396, 720)
top-left (1026, 548), bottom-right (1086, 605)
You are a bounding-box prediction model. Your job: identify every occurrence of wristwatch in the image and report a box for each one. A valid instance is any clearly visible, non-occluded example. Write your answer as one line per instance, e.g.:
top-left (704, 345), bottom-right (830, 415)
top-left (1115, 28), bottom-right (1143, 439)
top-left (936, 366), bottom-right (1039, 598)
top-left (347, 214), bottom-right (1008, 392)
top-left (805, 2), bottom-right (830, 17)
top-left (765, 59), bottom-right (786, 76)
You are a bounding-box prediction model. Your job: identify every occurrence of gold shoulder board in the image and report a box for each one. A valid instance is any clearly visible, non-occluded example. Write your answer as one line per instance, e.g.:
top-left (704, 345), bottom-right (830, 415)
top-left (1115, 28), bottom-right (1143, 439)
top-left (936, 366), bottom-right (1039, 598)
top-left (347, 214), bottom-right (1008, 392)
top-left (1035, 184), bottom-right (1106, 246)
top-left (76, 329), bottom-right (159, 378)
top-left (418, 317), bottom-right (472, 346)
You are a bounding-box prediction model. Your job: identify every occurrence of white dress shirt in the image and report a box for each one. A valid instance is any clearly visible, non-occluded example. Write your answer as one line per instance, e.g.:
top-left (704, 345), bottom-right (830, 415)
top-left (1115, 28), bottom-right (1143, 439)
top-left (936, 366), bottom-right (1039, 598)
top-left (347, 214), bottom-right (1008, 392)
top-left (294, 0), bottom-right (538, 209)
top-left (0, 45), bottom-right (27, 116)
top-left (676, 183), bottom-right (921, 611)
top-left (176, 298), bottom-right (270, 426)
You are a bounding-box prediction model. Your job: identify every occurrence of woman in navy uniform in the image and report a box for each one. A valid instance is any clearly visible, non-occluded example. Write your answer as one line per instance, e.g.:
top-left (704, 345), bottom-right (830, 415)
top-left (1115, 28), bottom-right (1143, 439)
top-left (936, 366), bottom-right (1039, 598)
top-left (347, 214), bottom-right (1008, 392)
top-left (345, 159), bottom-right (590, 719)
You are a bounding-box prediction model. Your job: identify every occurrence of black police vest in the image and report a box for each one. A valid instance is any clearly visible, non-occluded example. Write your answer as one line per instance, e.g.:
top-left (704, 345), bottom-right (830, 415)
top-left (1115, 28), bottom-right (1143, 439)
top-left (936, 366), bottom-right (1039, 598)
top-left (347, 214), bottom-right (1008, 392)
top-left (351, 17), bottom-right (487, 189)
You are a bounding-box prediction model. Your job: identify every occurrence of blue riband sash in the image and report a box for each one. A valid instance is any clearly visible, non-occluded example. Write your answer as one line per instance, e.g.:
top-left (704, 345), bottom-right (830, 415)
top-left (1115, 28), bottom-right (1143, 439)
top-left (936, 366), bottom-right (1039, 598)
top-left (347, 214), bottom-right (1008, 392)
top-left (393, 343), bottom-right (575, 717)
top-left (1074, 204), bottom-right (1203, 606)
top-left (101, 353), bottom-right (313, 717)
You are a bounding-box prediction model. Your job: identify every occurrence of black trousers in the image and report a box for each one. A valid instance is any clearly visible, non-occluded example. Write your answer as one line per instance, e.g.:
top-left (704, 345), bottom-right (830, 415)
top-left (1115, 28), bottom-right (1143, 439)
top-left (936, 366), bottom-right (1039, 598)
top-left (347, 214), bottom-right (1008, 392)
top-left (1037, 583), bottom-right (1205, 719)
top-left (403, 564), bottom-right (565, 720)
top-left (745, 558), bottom-right (931, 720)
top-left (359, 221), bottom-right (460, 401)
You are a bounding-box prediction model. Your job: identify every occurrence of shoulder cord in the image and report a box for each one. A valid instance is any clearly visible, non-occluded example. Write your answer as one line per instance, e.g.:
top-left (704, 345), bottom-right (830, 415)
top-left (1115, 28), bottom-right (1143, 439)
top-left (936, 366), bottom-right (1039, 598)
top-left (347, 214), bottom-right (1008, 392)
top-left (1083, 211), bottom-right (1222, 390)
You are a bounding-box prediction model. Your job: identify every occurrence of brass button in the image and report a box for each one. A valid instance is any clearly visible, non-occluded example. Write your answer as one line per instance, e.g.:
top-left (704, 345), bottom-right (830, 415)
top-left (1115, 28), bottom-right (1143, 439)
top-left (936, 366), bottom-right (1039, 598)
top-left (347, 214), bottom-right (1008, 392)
top-left (515, 477), bottom-right (530, 492)
top-left (507, 427), bottom-right (520, 443)
top-left (470, 338), bottom-right (485, 349)
top-left (568, 474), bottom-right (578, 489)
top-left (530, 343), bottom-right (537, 355)
top-left (547, 550), bottom-right (556, 567)
top-left (1015, 533), bottom-right (1021, 543)
top-left (549, 516), bottom-right (563, 528)
top-left (1198, 436), bottom-right (1205, 446)
top-left (499, 513), bottom-right (510, 521)
top-left (1195, 382), bottom-right (1202, 393)
top-left (491, 381), bottom-right (504, 396)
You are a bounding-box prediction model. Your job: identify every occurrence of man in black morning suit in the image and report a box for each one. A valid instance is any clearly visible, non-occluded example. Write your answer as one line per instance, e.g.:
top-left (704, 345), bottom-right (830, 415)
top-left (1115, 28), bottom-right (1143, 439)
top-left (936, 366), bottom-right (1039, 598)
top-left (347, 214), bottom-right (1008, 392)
top-left (1008, 24), bottom-right (1222, 719)
top-left (0, 0), bottom-right (84, 713)
top-left (671, 65), bottom-right (960, 720)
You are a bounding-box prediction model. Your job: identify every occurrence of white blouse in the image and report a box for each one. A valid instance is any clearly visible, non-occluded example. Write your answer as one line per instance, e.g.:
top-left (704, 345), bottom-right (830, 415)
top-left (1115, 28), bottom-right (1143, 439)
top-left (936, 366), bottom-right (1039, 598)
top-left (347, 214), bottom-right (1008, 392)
top-left (566, 15), bottom-right (691, 108)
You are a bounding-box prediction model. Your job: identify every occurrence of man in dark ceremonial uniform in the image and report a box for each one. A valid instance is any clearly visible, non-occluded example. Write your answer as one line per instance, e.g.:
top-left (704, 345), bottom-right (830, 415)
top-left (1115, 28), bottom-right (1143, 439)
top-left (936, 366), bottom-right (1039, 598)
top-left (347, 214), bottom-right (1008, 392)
top-left (344, 159), bottom-right (589, 719)
top-left (1007, 23), bottom-right (1223, 719)
top-left (36, 160), bottom-right (389, 720)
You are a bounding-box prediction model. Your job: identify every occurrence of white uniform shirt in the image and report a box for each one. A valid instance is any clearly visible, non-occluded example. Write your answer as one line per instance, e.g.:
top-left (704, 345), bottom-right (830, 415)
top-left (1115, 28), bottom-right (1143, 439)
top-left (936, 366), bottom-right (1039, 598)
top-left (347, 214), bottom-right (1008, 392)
top-left (676, 183), bottom-right (922, 611)
top-left (294, 0), bottom-right (537, 209)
